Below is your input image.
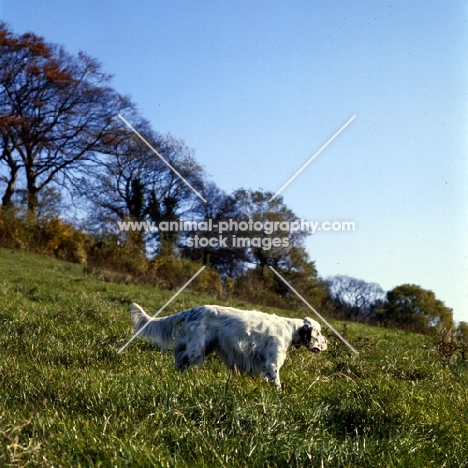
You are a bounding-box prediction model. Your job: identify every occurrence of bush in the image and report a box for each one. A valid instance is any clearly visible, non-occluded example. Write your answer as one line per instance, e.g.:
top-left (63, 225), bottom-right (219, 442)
top-left (37, 217), bottom-right (88, 264)
top-left (86, 233), bottom-right (148, 275)
top-left (0, 208), bottom-right (88, 263)
top-left (434, 325), bottom-right (468, 364)
top-left (0, 207), bottom-right (29, 249)
top-left (150, 254), bottom-right (223, 296)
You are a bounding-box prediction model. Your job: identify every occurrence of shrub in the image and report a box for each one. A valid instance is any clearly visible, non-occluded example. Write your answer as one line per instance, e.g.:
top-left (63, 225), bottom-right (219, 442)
top-left (434, 325), bottom-right (468, 364)
top-left (0, 207), bottom-right (29, 249)
top-left (150, 255), bottom-right (223, 296)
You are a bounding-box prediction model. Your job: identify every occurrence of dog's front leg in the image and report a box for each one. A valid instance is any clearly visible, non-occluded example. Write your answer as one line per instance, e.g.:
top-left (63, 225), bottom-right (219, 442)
top-left (262, 363), bottom-right (282, 391)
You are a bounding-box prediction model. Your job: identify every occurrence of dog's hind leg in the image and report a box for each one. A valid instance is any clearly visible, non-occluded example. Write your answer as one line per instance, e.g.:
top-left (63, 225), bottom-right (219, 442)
top-left (174, 335), bottom-right (206, 370)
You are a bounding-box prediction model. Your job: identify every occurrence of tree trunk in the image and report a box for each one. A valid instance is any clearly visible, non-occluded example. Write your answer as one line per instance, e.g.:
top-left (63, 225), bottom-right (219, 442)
top-left (25, 166), bottom-right (39, 221)
top-left (0, 137), bottom-right (19, 207)
top-left (1, 166), bottom-right (18, 207)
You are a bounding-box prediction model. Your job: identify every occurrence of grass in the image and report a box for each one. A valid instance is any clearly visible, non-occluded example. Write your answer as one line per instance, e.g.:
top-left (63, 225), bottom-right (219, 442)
top-left (0, 247), bottom-right (467, 467)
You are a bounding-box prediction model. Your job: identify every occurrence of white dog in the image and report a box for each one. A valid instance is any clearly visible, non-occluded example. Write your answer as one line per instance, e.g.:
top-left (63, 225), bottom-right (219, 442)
top-left (130, 303), bottom-right (328, 390)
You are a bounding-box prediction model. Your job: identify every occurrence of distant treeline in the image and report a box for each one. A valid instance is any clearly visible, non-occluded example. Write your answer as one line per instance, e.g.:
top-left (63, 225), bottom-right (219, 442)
top-left (0, 23), bottom-right (463, 337)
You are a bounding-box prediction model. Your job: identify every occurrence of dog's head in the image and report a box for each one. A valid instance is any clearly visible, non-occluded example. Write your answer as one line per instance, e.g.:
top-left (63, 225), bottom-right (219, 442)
top-left (299, 317), bottom-right (328, 353)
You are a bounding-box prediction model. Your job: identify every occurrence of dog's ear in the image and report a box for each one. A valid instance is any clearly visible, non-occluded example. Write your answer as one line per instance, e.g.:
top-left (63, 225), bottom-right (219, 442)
top-left (303, 317), bottom-right (314, 331)
top-left (298, 318), bottom-right (314, 344)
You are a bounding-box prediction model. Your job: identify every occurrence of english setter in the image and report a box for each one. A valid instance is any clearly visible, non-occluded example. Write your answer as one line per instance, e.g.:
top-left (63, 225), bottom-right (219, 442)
top-left (130, 303), bottom-right (328, 390)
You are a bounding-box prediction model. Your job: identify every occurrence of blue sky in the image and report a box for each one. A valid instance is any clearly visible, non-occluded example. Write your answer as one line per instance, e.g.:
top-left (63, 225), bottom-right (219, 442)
top-left (2, 0), bottom-right (467, 321)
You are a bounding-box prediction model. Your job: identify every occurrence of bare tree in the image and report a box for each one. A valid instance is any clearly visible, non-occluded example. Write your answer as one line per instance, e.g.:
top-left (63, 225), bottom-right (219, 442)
top-left (82, 119), bottom-right (206, 254)
top-left (146, 133), bottom-right (206, 244)
top-left (180, 182), bottom-right (249, 276)
top-left (328, 275), bottom-right (386, 321)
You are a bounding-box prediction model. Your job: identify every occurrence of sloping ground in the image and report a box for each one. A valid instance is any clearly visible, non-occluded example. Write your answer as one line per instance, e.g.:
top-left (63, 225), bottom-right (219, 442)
top-left (0, 248), bottom-right (467, 467)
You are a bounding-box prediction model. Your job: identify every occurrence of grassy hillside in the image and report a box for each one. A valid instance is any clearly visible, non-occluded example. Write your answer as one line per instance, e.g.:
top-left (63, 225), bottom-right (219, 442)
top-left (0, 248), bottom-right (467, 467)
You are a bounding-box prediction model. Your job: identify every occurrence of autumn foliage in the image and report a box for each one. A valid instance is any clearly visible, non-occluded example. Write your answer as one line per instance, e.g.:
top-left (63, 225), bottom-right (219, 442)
top-left (0, 23), bottom-right (458, 330)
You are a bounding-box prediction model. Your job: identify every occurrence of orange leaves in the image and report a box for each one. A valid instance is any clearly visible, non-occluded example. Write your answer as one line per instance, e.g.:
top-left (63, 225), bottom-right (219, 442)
top-left (42, 217), bottom-right (73, 252)
top-left (20, 31), bottom-right (52, 58)
top-left (0, 22), bottom-right (135, 219)
top-left (0, 115), bottom-right (28, 128)
top-left (43, 61), bottom-right (75, 88)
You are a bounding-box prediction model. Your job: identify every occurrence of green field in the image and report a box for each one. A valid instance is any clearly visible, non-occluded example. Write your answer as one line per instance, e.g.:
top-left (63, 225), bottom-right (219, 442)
top-left (0, 248), bottom-right (467, 467)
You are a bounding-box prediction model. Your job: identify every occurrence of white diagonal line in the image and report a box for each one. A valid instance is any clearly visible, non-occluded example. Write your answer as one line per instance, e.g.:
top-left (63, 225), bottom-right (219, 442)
top-left (268, 266), bottom-right (358, 354)
top-left (117, 266), bottom-right (206, 354)
top-left (117, 114), bottom-right (207, 203)
top-left (268, 115), bottom-right (356, 202)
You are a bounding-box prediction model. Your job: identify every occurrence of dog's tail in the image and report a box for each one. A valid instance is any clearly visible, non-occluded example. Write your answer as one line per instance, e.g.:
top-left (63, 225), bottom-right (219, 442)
top-left (130, 303), bottom-right (187, 350)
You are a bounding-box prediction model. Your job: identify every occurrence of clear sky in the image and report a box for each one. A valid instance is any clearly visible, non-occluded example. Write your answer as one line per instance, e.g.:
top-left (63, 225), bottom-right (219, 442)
top-left (1, 0), bottom-right (467, 321)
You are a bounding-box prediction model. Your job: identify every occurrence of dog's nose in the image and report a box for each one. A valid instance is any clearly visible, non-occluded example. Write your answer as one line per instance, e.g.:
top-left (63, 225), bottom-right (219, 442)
top-left (311, 347), bottom-right (321, 353)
